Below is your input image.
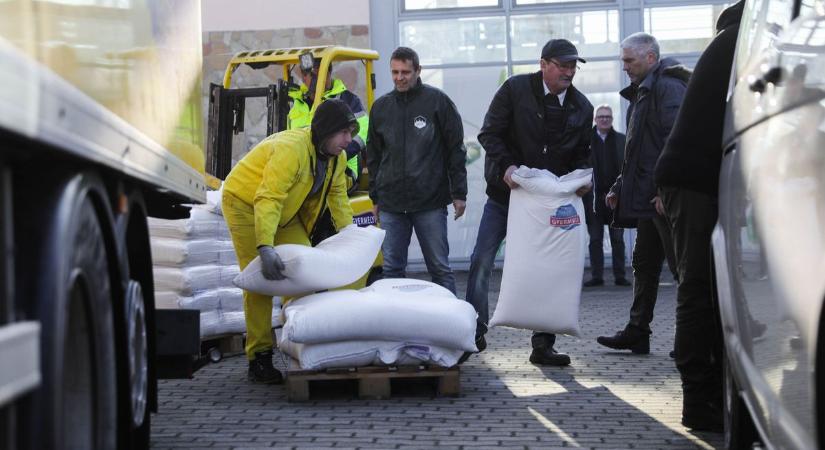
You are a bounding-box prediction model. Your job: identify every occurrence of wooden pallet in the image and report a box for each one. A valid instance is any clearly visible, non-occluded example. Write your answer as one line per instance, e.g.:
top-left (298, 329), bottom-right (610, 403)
top-left (285, 361), bottom-right (460, 402)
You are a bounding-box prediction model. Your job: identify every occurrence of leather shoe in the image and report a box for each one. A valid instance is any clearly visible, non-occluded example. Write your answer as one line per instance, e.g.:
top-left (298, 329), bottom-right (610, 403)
top-left (529, 347), bottom-right (571, 366)
top-left (615, 278), bottom-right (631, 286)
top-left (596, 330), bottom-right (650, 354)
top-left (457, 334), bottom-right (487, 364)
top-left (583, 278), bottom-right (604, 287)
top-left (682, 402), bottom-right (723, 432)
top-left (247, 350), bottom-right (283, 384)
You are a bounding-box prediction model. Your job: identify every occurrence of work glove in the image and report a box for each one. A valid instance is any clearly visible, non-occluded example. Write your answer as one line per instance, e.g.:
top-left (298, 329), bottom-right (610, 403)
top-left (257, 245), bottom-right (286, 281)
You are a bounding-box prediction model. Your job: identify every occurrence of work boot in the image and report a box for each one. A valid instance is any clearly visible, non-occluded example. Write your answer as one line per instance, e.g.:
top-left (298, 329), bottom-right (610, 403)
top-left (583, 278), bottom-right (604, 287)
top-left (248, 350), bottom-right (283, 384)
top-left (529, 347), bottom-right (571, 366)
top-left (596, 330), bottom-right (650, 354)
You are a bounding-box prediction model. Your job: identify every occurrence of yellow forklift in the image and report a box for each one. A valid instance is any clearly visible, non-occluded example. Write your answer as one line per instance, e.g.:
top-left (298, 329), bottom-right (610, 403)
top-left (205, 45), bottom-right (382, 285)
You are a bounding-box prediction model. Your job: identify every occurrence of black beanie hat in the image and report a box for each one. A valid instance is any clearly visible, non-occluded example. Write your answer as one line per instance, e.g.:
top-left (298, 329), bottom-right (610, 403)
top-left (311, 98), bottom-right (359, 150)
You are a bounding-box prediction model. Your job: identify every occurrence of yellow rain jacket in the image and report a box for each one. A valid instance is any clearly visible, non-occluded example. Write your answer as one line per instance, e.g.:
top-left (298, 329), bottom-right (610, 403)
top-left (224, 127), bottom-right (353, 247)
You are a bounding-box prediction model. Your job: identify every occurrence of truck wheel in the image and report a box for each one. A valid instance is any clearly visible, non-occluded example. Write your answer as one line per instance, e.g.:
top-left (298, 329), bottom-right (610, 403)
top-left (724, 356), bottom-right (757, 449)
top-left (29, 189), bottom-right (118, 449)
top-left (125, 280), bottom-right (148, 429)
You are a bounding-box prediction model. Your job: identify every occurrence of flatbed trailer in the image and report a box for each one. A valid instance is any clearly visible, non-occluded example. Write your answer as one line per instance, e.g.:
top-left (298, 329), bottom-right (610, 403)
top-left (0, 1), bottom-right (208, 448)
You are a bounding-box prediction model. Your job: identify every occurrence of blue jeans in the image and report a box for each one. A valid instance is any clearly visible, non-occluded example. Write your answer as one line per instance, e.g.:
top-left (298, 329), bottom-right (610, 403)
top-left (379, 207), bottom-right (456, 294)
top-left (466, 198), bottom-right (557, 347)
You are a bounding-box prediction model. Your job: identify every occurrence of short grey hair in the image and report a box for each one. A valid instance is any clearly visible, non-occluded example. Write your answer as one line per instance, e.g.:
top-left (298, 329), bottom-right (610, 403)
top-left (595, 104), bottom-right (613, 114)
top-left (621, 32), bottom-right (660, 61)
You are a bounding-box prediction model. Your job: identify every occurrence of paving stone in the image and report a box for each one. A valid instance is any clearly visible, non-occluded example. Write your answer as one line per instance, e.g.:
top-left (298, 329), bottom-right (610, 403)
top-left (152, 270), bottom-right (723, 449)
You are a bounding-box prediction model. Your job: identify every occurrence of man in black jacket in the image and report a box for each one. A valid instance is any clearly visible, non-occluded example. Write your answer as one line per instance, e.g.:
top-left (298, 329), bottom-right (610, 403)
top-left (653, 1), bottom-right (745, 432)
top-left (465, 39), bottom-right (593, 366)
top-left (366, 47), bottom-right (467, 294)
top-left (597, 33), bottom-right (688, 355)
top-left (583, 104), bottom-right (629, 288)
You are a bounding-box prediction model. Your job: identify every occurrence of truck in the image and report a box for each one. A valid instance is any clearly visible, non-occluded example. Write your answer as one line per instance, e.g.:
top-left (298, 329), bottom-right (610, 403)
top-left (0, 1), bottom-right (208, 448)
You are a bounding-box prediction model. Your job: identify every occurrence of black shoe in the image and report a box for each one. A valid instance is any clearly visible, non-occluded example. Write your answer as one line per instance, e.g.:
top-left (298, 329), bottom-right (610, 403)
top-left (615, 278), bottom-right (631, 286)
top-left (682, 403), bottom-right (723, 432)
top-left (583, 278), bottom-right (604, 287)
top-left (457, 334), bottom-right (487, 365)
top-left (248, 350), bottom-right (283, 384)
top-left (596, 330), bottom-right (650, 354)
top-left (669, 350), bottom-right (676, 359)
top-left (529, 347), bottom-right (571, 366)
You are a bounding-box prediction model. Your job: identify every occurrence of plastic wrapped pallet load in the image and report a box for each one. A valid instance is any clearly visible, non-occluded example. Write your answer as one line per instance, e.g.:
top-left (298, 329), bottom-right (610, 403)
top-left (233, 224), bottom-right (385, 296)
top-left (278, 278), bottom-right (473, 369)
top-left (490, 167), bottom-right (592, 337)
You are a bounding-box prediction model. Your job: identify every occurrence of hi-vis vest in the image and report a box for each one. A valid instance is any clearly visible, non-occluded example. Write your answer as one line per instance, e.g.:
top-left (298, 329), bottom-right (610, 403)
top-left (287, 78), bottom-right (368, 175)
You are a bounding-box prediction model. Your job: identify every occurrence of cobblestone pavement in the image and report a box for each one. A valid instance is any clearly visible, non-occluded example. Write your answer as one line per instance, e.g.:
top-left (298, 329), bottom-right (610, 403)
top-left (152, 270), bottom-right (724, 449)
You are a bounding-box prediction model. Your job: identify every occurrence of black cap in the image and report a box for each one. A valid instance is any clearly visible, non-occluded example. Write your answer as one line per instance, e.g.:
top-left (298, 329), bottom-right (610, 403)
top-left (311, 99), bottom-right (359, 150)
top-left (541, 39), bottom-right (586, 64)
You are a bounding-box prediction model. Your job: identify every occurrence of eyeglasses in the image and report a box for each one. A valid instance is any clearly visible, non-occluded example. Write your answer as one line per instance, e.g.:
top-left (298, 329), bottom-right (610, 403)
top-left (548, 59), bottom-right (579, 72)
top-left (596, 115), bottom-right (613, 120)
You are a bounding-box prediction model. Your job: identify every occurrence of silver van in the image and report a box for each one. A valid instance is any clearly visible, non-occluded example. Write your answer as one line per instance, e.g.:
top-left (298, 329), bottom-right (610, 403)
top-left (713, 0), bottom-right (825, 448)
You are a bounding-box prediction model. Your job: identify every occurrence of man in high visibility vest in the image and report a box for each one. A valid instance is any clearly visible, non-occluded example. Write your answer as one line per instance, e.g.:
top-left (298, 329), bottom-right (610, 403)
top-left (288, 54), bottom-right (369, 188)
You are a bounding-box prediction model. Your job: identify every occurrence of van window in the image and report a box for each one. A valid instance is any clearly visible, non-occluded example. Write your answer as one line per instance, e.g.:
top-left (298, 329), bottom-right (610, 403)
top-left (736, 0), bottom-right (795, 74)
top-left (798, 0), bottom-right (825, 18)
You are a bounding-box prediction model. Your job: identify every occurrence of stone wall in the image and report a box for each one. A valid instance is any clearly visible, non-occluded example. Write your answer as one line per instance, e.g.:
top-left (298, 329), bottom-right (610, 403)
top-left (202, 25), bottom-right (370, 165)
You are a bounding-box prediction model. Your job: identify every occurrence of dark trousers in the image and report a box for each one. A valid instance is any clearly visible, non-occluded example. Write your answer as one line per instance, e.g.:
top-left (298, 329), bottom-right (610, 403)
top-left (660, 186), bottom-right (723, 411)
top-left (584, 192), bottom-right (626, 280)
top-left (626, 213), bottom-right (677, 335)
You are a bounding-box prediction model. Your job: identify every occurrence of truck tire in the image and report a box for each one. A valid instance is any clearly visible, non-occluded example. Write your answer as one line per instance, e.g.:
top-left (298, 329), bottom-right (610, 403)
top-left (21, 177), bottom-right (118, 449)
top-left (724, 355), bottom-right (757, 450)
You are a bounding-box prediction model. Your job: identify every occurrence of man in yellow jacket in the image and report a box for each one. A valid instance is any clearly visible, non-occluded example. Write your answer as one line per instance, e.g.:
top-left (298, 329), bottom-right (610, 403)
top-left (222, 99), bottom-right (357, 383)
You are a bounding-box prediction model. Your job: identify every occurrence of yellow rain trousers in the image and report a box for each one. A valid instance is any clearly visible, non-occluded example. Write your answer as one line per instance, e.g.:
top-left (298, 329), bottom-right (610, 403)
top-left (222, 128), bottom-right (352, 359)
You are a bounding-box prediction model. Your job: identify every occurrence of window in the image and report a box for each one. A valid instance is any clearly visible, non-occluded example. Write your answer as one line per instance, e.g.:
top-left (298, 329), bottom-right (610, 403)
top-left (510, 10), bottom-right (620, 61)
top-left (644, 4), bottom-right (728, 54)
top-left (404, 0), bottom-right (499, 10)
top-left (400, 16), bottom-right (507, 64)
top-left (516, 0), bottom-right (600, 3)
top-left (736, 0), bottom-right (794, 73)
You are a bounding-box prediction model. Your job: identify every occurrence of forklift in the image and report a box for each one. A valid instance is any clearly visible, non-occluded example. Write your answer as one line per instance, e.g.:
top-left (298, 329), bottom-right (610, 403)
top-left (205, 45), bottom-right (382, 286)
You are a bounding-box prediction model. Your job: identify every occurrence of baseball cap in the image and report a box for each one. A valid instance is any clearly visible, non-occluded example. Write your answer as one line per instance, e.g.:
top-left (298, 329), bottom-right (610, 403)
top-left (541, 39), bottom-right (587, 63)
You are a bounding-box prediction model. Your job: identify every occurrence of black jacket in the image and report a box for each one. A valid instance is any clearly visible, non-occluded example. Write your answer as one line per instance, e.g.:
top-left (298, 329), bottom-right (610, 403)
top-left (654, 2), bottom-right (744, 196)
top-left (610, 58), bottom-right (690, 227)
top-left (591, 127), bottom-right (626, 218)
top-left (478, 71), bottom-right (593, 206)
top-left (367, 79), bottom-right (467, 213)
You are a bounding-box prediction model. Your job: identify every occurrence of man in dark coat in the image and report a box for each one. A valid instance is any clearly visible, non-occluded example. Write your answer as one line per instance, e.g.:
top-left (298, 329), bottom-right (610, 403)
top-left (653, 1), bottom-right (745, 432)
top-left (597, 32), bottom-right (689, 354)
top-left (464, 39), bottom-right (593, 366)
top-left (367, 46), bottom-right (468, 294)
top-left (583, 104), bottom-right (629, 287)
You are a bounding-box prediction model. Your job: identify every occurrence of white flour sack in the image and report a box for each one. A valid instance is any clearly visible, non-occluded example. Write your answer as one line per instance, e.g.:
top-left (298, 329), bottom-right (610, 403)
top-left (490, 167), bottom-right (593, 336)
top-left (233, 225), bottom-right (384, 296)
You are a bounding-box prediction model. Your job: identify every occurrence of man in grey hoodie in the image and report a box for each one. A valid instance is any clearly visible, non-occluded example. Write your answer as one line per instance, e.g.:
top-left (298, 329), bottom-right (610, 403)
top-left (597, 33), bottom-right (689, 354)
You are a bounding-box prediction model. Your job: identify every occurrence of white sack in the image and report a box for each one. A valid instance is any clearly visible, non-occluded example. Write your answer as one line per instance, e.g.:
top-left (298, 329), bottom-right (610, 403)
top-left (233, 225), bottom-right (384, 296)
top-left (148, 215), bottom-right (230, 241)
top-left (154, 291), bottom-right (180, 309)
top-left (153, 265), bottom-right (240, 296)
top-left (278, 336), bottom-right (463, 370)
top-left (282, 284), bottom-right (477, 351)
top-left (150, 238), bottom-right (237, 267)
top-left (490, 167), bottom-right (592, 336)
top-left (200, 306), bottom-right (282, 339)
top-left (364, 278), bottom-right (455, 298)
top-left (177, 287), bottom-right (251, 312)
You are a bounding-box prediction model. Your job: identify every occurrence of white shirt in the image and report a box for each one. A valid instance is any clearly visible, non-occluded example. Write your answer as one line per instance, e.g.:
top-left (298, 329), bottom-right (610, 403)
top-left (597, 130), bottom-right (608, 142)
top-left (543, 82), bottom-right (567, 106)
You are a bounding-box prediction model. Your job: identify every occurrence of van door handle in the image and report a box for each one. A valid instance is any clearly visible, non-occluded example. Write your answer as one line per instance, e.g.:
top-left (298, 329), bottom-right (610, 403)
top-left (749, 66), bottom-right (784, 93)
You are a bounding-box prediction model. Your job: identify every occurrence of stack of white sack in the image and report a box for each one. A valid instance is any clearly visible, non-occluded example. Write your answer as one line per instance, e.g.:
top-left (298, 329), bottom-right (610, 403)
top-left (489, 167), bottom-right (592, 337)
top-left (149, 186), bottom-right (281, 338)
top-left (277, 278), bottom-right (477, 370)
